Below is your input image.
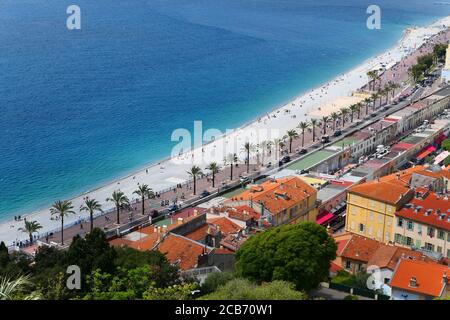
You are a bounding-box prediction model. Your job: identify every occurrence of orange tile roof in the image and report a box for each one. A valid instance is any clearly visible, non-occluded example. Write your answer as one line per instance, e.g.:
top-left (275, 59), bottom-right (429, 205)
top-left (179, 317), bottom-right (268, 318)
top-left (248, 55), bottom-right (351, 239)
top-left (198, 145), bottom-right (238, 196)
top-left (208, 217), bottom-right (242, 235)
top-left (184, 225), bottom-right (209, 242)
top-left (228, 206), bottom-right (261, 221)
top-left (390, 259), bottom-right (450, 297)
top-left (367, 246), bottom-right (430, 270)
top-left (230, 176), bottom-right (316, 214)
top-left (396, 190), bottom-right (450, 232)
top-left (157, 234), bottom-right (209, 270)
top-left (214, 247), bottom-right (235, 255)
top-left (339, 234), bottom-right (380, 263)
top-left (349, 179), bottom-right (412, 205)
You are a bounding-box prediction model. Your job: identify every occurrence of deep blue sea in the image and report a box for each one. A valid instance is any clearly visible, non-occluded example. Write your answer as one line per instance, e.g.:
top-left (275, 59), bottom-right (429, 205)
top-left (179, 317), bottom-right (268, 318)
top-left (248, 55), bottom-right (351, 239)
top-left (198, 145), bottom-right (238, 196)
top-left (1, 0), bottom-right (450, 219)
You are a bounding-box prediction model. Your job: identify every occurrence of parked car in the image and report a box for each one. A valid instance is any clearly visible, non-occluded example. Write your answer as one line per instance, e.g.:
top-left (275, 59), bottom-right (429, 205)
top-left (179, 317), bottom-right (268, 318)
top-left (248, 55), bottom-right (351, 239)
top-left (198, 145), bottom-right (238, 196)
top-left (333, 130), bottom-right (342, 137)
top-left (298, 149), bottom-right (308, 155)
top-left (200, 190), bottom-right (210, 198)
top-left (281, 156), bottom-right (291, 164)
top-left (168, 204), bottom-right (178, 212)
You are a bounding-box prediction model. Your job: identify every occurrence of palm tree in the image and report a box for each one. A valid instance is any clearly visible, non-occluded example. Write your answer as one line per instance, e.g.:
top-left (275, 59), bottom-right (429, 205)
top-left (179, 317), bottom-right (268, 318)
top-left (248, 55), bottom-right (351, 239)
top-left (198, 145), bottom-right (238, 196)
top-left (133, 184), bottom-right (153, 217)
top-left (367, 70), bottom-right (378, 91)
top-left (0, 275), bottom-right (41, 300)
top-left (340, 107), bottom-right (349, 126)
top-left (388, 81), bottom-right (400, 99)
top-left (371, 93), bottom-right (379, 110)
top-left (187, 166), bottom-right (203, 195)
top-left (330, 112), bottom-right (339, 131)
top-left (50, 200), bottom-right (75, 245)
top-left (349, 104), bottom-right (359, 123)
top-left (241, 142), bottom-right (255, 173)
top-left (18, 220), bottom-right (42, 244)
top-left (80, 198), bottom-right (103, 232)
top-left (356, 102), bottom-right (362, 119)
top-left (363, 97), bottom-right (372, 115)
top-left (286, 129), bottom-right (299, 153)
top-left (297, 122), bottom-right (309, 148)
top-left (206, 162), bottom-right (220, 188)
top-left (382, 86), bottom-right (391, 104)
top-left (258, 140), bottom-right (272, 166)
top-left (321, 116), bottom-right (329, 135)
top-left (310, 119), bottom-right (318, 142)
top-left (106, 190), bottom-right (130, 225)
top-left (226, 153), bottom-right (238, 180)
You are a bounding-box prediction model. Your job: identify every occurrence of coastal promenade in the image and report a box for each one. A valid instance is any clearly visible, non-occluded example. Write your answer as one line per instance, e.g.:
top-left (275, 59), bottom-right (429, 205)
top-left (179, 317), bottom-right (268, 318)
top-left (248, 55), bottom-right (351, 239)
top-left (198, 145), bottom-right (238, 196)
top-left (2, 16), bottom-right (450, 247)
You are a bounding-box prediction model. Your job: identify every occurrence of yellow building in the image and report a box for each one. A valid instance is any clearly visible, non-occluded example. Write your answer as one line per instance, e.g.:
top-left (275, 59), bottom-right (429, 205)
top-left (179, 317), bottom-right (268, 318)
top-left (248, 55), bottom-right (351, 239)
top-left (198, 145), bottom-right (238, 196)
top-left (344, 167), bottom-right (425, 242)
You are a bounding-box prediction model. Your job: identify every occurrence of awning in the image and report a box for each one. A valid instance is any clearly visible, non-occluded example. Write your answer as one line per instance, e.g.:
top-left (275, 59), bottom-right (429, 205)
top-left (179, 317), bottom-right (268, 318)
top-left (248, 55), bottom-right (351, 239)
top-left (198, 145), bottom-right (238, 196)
top-left (434, 151), bottom-right (450, 165)
top-left (316, 211), bottom-right (334, 225)
top-left (435, 133), bottom-right (447, 146)
top-left (416, 146), bottom-right (436, 161)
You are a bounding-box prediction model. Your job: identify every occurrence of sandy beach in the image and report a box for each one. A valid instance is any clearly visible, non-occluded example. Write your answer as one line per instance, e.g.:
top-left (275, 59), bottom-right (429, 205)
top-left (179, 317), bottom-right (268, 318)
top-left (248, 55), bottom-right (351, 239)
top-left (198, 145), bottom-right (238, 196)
top-left (2, 16), bottom-right (450, 246)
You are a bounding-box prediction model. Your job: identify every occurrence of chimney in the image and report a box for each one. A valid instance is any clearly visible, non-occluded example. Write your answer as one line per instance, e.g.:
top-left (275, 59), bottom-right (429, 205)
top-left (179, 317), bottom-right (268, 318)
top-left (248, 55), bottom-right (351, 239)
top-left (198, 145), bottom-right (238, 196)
top-left (409, 277), bottom-right (417, 288)
top-left (177, 217), bottom-right (184, 225)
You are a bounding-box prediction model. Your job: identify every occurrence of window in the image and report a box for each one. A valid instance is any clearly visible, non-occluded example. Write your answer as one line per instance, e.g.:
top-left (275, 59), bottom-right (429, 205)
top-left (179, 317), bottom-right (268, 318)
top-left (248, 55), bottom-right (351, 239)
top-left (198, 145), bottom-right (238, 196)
top-left (359, 223), bottom-right (365, 233)
top-left (369, 212), bottom-right (374, 221)
top-left (368, 226), bottom-right (373, 236)
top-left (415, 239), bottom-right (421, 248)
top-left (425, 243), bottom-right (434, 252)
top-left (407, 221), bottom-right (414, 231)
top-left (438, 230), bottom-right (445, 240)
top-left (397, 217), bottom-right (403, 228)
top-left (345, 261), bottom-right (351, 270)
top-left (427, 227), bottom-right (435, 238)
top-left (351, 206), bottom-right (357, 215)
top-left (357, 263), bottom-right (364, 272)
top-left (395, 233), bottom-right (402, 243)
top-left (447, 249), bottom-right (450, 259)
top-left (406, 237), bottom-right (413, 246)
top-left (417, 225), bottom-right (422, 234)
top-left (437, 246), bottom-right (443, 254)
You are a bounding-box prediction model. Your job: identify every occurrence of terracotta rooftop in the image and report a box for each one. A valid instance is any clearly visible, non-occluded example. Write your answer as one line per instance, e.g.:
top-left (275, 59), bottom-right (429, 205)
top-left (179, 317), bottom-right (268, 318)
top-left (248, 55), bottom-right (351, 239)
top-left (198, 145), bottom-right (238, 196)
top-left (390, 259), bottom-right (450, 297)
top-left (227, 205), bottom-right (261, 222)
top-left (157, 234), bottom-right (210, 270)
top-left (367, 245), bottom-right (431, 271)
top-left (230, 176), bottom-right (316, 214)
top-left (396, 189), bottom-right (450, 232)
top-left (184, 216), bottom-right (243, 242)
top-left (348, 166), bottom-right (434, 205)
top-left (339, 234), bottom-right (381, 263)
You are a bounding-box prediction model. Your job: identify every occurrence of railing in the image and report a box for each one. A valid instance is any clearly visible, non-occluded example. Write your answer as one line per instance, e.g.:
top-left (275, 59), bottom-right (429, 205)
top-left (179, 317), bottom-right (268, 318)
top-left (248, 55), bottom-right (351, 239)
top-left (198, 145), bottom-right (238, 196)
top-left (180, 266), bottom-right (221, 279)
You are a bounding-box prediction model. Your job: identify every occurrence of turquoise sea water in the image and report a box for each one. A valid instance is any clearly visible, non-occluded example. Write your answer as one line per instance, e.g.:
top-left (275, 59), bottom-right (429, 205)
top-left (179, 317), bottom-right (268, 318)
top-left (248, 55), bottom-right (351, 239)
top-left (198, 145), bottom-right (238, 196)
top-left (1, 0), bottom-right (450, 219)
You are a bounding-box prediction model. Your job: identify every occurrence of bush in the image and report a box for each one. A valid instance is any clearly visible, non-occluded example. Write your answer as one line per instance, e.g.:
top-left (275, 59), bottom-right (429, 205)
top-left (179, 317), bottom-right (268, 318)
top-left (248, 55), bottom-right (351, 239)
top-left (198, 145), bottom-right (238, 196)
top-left (199, 279), bottom-right (306, 300)
top-left (201, 271), bottom-right (235, 294)
top-left (343, 294), bottom-right (359, 300)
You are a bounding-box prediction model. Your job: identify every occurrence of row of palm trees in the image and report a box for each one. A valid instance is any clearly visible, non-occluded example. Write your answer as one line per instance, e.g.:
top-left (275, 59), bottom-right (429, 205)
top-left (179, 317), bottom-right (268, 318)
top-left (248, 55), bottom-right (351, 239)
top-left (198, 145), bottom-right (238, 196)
top-left (18, 185), bottom-right (156, 246)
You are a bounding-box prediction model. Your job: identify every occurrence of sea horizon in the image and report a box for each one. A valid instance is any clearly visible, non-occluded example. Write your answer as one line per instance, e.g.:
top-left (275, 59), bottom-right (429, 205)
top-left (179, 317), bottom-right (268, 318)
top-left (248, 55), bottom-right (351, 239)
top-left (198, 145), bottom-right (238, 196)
top-left (1, 0), bottom-right (450, 221)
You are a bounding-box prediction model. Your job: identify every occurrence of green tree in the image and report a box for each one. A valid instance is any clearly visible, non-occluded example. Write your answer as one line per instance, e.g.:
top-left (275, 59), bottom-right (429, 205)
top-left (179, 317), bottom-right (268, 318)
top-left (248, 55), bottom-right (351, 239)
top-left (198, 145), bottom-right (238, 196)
top-left (330, 112), bottom-right (339, 131)
top-left (106, 190), bottom-right (130, 224)
top-left (201, 271), bottom-right (235, 294)
top-left (200, 279), bottom-right (306, 300)
top-left (50, 200), bottom-right (75, 245)
top-left (442, 139), bottom-right (450, 151)
top-left (241, 142), bottom-right (255, 173)
top-left (321, 116), bottom-right (329, 135)
top-left (235, 222), bottom-right (337, 291)
top-left (286, 129), bottom-right (299, 152)
top-left (206, 162), bottom-right (220, 188)
top-left (0, 275), bottom-right (41, 300)
top-left (18, 220), bottom-right (42, 244)
top-left (133, 185), bottom-right (153, 217)
top-left (80, 197), bottom-right (103, 232)
top-left (226, 153), bottom-right (238, 181)
top-left (297, 122), bottom-right (309, 148)
top-left (143, 282), bottom-right (198, 300)
top-left (187, 166), bottom-right (203, 195)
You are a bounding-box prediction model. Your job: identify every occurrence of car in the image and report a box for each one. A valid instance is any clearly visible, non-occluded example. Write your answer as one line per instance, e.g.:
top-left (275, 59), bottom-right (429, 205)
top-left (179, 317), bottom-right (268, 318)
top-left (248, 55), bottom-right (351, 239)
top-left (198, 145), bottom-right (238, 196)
top-left (383, 106), bottom-right (389, 111)
top-left (239, 176), bottom-right (250, 183)
top-left (370, 113), bottom-right (378, 117)
top-left (321, 135), bottom-right (330, 143)
top-left (333, 130), bottom-right (342, 137)
top-left (265, 162), bottom-right (272, 168)
top-left (168, 204), bottom-right (178, 212)
top-left (200, 190), bottom-right (210, 198)
top-left (298, 149), bottom-right (308, 155)
top-left (281, 155), bottom-right (291, 164)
